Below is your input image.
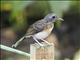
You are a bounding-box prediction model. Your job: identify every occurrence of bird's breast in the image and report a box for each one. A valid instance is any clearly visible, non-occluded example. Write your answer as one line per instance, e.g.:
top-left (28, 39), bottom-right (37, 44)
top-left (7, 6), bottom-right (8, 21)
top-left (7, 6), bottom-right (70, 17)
top-left (33, 24), bottom-right (54, 40)
top-left (34, 31), bottom-right (49, 39)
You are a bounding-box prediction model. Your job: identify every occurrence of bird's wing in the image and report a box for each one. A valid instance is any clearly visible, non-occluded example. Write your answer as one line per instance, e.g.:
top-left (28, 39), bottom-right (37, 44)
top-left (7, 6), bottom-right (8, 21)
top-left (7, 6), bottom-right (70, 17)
top-left (26, 19), bottom-right (47, 35)
top-left (26, 25), bottom-right (38, 35)
top-left (33, 19), bottom-right (47, 31)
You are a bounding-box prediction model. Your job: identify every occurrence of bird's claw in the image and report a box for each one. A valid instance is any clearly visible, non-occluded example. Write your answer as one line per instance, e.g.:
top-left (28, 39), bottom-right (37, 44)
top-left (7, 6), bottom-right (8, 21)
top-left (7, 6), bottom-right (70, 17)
top-left (38, 43), bottom-right (53, 48)
top-left (40, 44), bottom-right (45, 48)
top-left (35, 43), bottom-right (45, 48)
top-left (47, 43), bottom-right (54, 47)
top-left (43, 43), bottom-right (53, 47)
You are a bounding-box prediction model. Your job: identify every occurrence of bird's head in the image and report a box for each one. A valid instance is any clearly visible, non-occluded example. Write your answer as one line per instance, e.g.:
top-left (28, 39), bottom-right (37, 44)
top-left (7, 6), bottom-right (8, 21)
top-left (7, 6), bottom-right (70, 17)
top-left (44, 13), bottom-right (64, 23)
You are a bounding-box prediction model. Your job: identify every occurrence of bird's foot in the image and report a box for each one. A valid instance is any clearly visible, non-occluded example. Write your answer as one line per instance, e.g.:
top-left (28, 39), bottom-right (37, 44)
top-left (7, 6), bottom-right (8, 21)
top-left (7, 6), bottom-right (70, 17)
top-left (45, 43), bottom-right (53, 47)
top-left (38, 43), bottom-right (45, 48)
top-left (39, 44), bottom-right (45, 48)
top-left (40, 39), bottom-right (53, 47)
top-left (34, 43), bottom-right (45, 48)
top-left (36, 43), bottom-right (53, 48)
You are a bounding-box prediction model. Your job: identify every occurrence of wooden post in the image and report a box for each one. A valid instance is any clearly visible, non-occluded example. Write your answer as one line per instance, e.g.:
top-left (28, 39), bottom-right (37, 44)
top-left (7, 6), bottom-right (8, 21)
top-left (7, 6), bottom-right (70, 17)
top-left (30, 43), bottom-right (54, 60)
top-left (30, 34), bottom-right (58, 60)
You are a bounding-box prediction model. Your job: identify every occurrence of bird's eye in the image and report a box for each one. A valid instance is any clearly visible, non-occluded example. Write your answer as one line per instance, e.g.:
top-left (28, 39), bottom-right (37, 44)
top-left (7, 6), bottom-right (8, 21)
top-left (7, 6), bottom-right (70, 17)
top-left (52, 16), bottom-right (55, 18)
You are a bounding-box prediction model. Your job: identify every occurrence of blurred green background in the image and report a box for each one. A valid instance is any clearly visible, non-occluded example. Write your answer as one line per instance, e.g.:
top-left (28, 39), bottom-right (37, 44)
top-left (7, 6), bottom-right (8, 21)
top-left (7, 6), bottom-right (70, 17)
top-left (1, 1), bottom-right (80, 60)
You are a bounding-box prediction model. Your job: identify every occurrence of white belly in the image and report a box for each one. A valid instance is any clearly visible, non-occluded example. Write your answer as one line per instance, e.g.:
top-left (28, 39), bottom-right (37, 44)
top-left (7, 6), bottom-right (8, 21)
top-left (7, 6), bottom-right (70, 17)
top-left (34, 31), bottom-right (49, 39)
top-left (34, 23), bottom-right (54, 40)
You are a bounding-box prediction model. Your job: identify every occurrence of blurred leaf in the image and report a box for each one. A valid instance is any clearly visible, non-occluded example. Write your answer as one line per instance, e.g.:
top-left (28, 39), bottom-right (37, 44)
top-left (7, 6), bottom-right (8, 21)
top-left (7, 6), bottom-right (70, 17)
top-left (9, 1), bottom-right (33, 31)
top-left (1, 1), bottom-right (12, 11)
top-left (11, 1), bottom-right (32, 18)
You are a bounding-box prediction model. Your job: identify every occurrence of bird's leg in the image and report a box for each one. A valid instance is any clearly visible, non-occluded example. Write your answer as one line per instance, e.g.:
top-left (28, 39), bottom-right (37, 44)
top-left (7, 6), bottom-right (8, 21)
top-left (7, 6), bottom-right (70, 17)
top-left (41, 39), bottom-right (52, 46)
top-left (12, 35), bottom-right (32, 48)
top-left (32, 37), bottom-right (44, 47)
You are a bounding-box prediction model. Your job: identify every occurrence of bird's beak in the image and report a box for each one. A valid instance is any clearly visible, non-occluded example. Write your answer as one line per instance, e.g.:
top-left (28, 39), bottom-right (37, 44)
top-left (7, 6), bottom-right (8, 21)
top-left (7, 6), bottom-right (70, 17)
top-left (57, 18), bottom-right (64, 21)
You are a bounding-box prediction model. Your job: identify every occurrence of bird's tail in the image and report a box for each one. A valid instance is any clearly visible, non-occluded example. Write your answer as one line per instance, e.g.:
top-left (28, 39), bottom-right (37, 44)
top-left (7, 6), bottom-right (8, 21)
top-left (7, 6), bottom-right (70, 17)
top-left (12, 35), bottom-right (32, 48)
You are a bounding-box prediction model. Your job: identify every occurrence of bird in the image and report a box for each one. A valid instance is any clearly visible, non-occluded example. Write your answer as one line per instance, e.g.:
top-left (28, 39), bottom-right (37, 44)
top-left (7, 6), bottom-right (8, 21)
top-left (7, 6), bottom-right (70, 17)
top-left (12, 13), bottom-right (63, 48)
